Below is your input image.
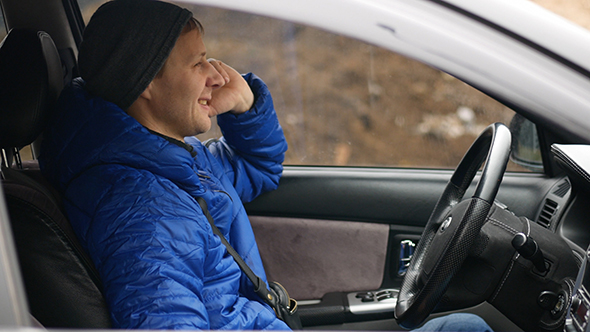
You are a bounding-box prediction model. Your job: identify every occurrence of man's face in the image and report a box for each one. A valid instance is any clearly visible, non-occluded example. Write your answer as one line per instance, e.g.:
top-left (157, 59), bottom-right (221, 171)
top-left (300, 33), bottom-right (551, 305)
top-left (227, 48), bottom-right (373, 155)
top-left (146, 28), bottom-right (224, 140)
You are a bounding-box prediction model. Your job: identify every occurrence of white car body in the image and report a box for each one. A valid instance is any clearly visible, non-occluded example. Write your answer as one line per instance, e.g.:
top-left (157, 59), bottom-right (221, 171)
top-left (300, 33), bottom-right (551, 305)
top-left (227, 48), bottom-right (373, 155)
top-left (1, 0), bottom-right (590, 331)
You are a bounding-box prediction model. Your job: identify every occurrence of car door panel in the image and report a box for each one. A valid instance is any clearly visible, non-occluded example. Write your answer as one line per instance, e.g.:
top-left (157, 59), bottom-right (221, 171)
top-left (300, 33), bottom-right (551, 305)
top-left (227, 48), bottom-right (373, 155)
top-left (246, 167), bottom-right (552, 227)
top-left (245, 166), bottom-right (558, 327)
top-left (251, 216), bottom-right (389, 301)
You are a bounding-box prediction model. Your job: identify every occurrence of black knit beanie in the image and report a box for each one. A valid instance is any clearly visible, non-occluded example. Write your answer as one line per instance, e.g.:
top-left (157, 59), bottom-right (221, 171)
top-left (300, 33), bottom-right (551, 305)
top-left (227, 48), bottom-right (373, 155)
top-left (78, 0), bottom-right (193, 110)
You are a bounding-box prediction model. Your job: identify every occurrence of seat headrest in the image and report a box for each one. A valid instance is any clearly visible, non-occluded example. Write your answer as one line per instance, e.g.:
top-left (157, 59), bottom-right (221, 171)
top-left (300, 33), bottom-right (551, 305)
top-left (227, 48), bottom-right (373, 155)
top-left (0, 29), bottom-right (63, 149)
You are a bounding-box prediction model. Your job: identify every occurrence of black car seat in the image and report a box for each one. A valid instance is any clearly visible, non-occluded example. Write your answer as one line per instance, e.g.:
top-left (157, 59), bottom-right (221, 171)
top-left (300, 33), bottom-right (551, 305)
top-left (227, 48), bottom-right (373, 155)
top-left (0, 28), bottom-right (111, 328)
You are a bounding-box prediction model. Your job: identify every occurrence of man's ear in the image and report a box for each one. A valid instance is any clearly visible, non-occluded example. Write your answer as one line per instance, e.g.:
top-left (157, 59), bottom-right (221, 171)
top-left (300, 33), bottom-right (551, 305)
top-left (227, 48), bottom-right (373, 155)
top-left (139, 81), bottom-right (154, 101)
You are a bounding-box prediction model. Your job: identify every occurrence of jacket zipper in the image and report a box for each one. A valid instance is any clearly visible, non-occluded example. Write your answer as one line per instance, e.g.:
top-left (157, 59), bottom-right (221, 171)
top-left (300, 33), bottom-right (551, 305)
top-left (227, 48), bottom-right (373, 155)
top-left (197, 173), bottom-right (233, 203)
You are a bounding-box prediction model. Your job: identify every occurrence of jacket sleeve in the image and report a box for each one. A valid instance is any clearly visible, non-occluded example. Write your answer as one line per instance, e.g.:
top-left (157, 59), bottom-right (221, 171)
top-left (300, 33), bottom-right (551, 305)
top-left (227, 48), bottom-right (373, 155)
top-left (206, 73), bottom-right (288, 203)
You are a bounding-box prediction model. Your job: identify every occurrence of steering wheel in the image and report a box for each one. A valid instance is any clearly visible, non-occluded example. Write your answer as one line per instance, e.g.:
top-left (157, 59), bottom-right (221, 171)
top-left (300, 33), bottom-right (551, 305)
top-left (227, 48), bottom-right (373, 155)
top-left (394, 123), bottom-right (512, 329)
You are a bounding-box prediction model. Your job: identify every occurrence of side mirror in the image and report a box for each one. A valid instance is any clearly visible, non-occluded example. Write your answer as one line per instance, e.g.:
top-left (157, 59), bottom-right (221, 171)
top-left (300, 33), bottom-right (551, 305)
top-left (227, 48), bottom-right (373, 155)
top-left (509, 114), bottom-right (543, 172)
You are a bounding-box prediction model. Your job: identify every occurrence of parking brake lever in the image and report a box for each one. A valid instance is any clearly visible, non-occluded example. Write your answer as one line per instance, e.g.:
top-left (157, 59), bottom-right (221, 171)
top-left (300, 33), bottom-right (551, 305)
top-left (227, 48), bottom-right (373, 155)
top-left (511, 233), bottom-right (547, 272)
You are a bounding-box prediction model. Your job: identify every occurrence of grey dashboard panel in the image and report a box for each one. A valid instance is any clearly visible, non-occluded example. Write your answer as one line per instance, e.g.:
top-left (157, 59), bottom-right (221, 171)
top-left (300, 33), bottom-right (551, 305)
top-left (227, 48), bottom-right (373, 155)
top-left (551, 144), bottom-right (590, 249)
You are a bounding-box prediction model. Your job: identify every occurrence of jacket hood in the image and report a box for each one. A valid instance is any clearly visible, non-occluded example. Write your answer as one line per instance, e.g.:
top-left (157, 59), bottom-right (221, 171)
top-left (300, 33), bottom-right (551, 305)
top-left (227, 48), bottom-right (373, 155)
top-left (40, 78), bottom-right (204, 196)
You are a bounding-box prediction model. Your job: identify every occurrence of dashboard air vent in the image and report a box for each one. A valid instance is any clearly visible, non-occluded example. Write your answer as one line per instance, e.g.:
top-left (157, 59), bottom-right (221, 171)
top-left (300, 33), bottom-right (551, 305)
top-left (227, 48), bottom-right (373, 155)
top-left (552, 180), bottom-right (571, 198)
top-left (538, 199), bottom-right (558, 228)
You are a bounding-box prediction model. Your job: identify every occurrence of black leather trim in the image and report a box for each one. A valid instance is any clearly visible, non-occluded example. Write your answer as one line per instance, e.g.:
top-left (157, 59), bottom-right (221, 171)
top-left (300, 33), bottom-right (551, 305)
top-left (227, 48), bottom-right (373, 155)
top-left (0, 29), bottom-right (63, 148)
top-left (4, 175), bottom-right (111, 328)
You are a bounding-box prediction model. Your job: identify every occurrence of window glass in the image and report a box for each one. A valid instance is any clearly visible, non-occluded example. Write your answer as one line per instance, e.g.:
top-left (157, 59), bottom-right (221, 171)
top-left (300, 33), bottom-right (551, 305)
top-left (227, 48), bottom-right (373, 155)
top-left (78, 0), bottom-right (107, 22)
top-left (78, 1), bottom-right (534, 172)
top-left (0, 5), bottom-right (7, 40)
top-left (185, 6), bottom-right (527, 171)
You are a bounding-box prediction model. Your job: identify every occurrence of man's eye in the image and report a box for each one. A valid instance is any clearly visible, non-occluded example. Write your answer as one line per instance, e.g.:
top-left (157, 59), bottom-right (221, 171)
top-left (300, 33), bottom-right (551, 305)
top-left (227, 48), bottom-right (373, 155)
top-left (195, 62), bottom-right (203, 67)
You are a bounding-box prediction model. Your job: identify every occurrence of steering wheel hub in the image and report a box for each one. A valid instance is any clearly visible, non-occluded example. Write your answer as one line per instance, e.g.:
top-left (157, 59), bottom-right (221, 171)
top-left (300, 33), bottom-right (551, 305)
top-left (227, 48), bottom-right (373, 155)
top-left (440, 216), bottom-right (452, 233)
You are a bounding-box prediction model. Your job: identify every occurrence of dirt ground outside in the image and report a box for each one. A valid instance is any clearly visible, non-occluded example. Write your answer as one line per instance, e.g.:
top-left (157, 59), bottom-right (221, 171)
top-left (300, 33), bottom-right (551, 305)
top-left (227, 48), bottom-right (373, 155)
top-left (531, 0), bottom-right (590, 30)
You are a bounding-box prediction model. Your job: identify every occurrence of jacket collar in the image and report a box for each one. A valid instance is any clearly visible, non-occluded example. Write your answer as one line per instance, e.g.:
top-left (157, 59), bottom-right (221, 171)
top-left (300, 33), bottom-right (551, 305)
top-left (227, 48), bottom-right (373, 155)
top-left (41, 78), bottom-right (204, 196)
top-left (147, 129), bottom-right (197, 158)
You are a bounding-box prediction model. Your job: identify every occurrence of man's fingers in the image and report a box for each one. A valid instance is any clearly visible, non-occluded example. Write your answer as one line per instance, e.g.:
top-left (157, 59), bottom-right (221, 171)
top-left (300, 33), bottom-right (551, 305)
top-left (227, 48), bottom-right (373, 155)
top-left (208, 58), bottom-right (230, 83)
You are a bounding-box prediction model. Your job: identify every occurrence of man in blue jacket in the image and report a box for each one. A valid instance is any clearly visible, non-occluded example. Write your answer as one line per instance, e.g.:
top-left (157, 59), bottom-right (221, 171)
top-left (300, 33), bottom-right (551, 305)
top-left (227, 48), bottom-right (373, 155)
top-left (41, 0), bottom-right (288, 329)
top-left (40, 0), bottom-right (492, 331)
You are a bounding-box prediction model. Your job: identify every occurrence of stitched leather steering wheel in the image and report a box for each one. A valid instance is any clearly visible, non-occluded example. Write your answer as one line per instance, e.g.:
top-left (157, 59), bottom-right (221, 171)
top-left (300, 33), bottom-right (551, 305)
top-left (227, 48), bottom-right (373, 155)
top-left (394, 123), bottom-right (512, 329)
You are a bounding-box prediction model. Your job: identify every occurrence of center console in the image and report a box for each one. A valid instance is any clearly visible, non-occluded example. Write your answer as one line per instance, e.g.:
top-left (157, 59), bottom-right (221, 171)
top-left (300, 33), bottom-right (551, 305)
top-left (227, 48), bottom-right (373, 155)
top-left (567, 246), bottom-right (590, 332)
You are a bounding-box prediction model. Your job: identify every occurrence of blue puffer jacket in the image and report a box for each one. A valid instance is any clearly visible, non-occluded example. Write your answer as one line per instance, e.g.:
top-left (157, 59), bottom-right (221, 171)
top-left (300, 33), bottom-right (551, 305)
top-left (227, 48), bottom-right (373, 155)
top-left (39, 74), bottom-right (290, 330)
